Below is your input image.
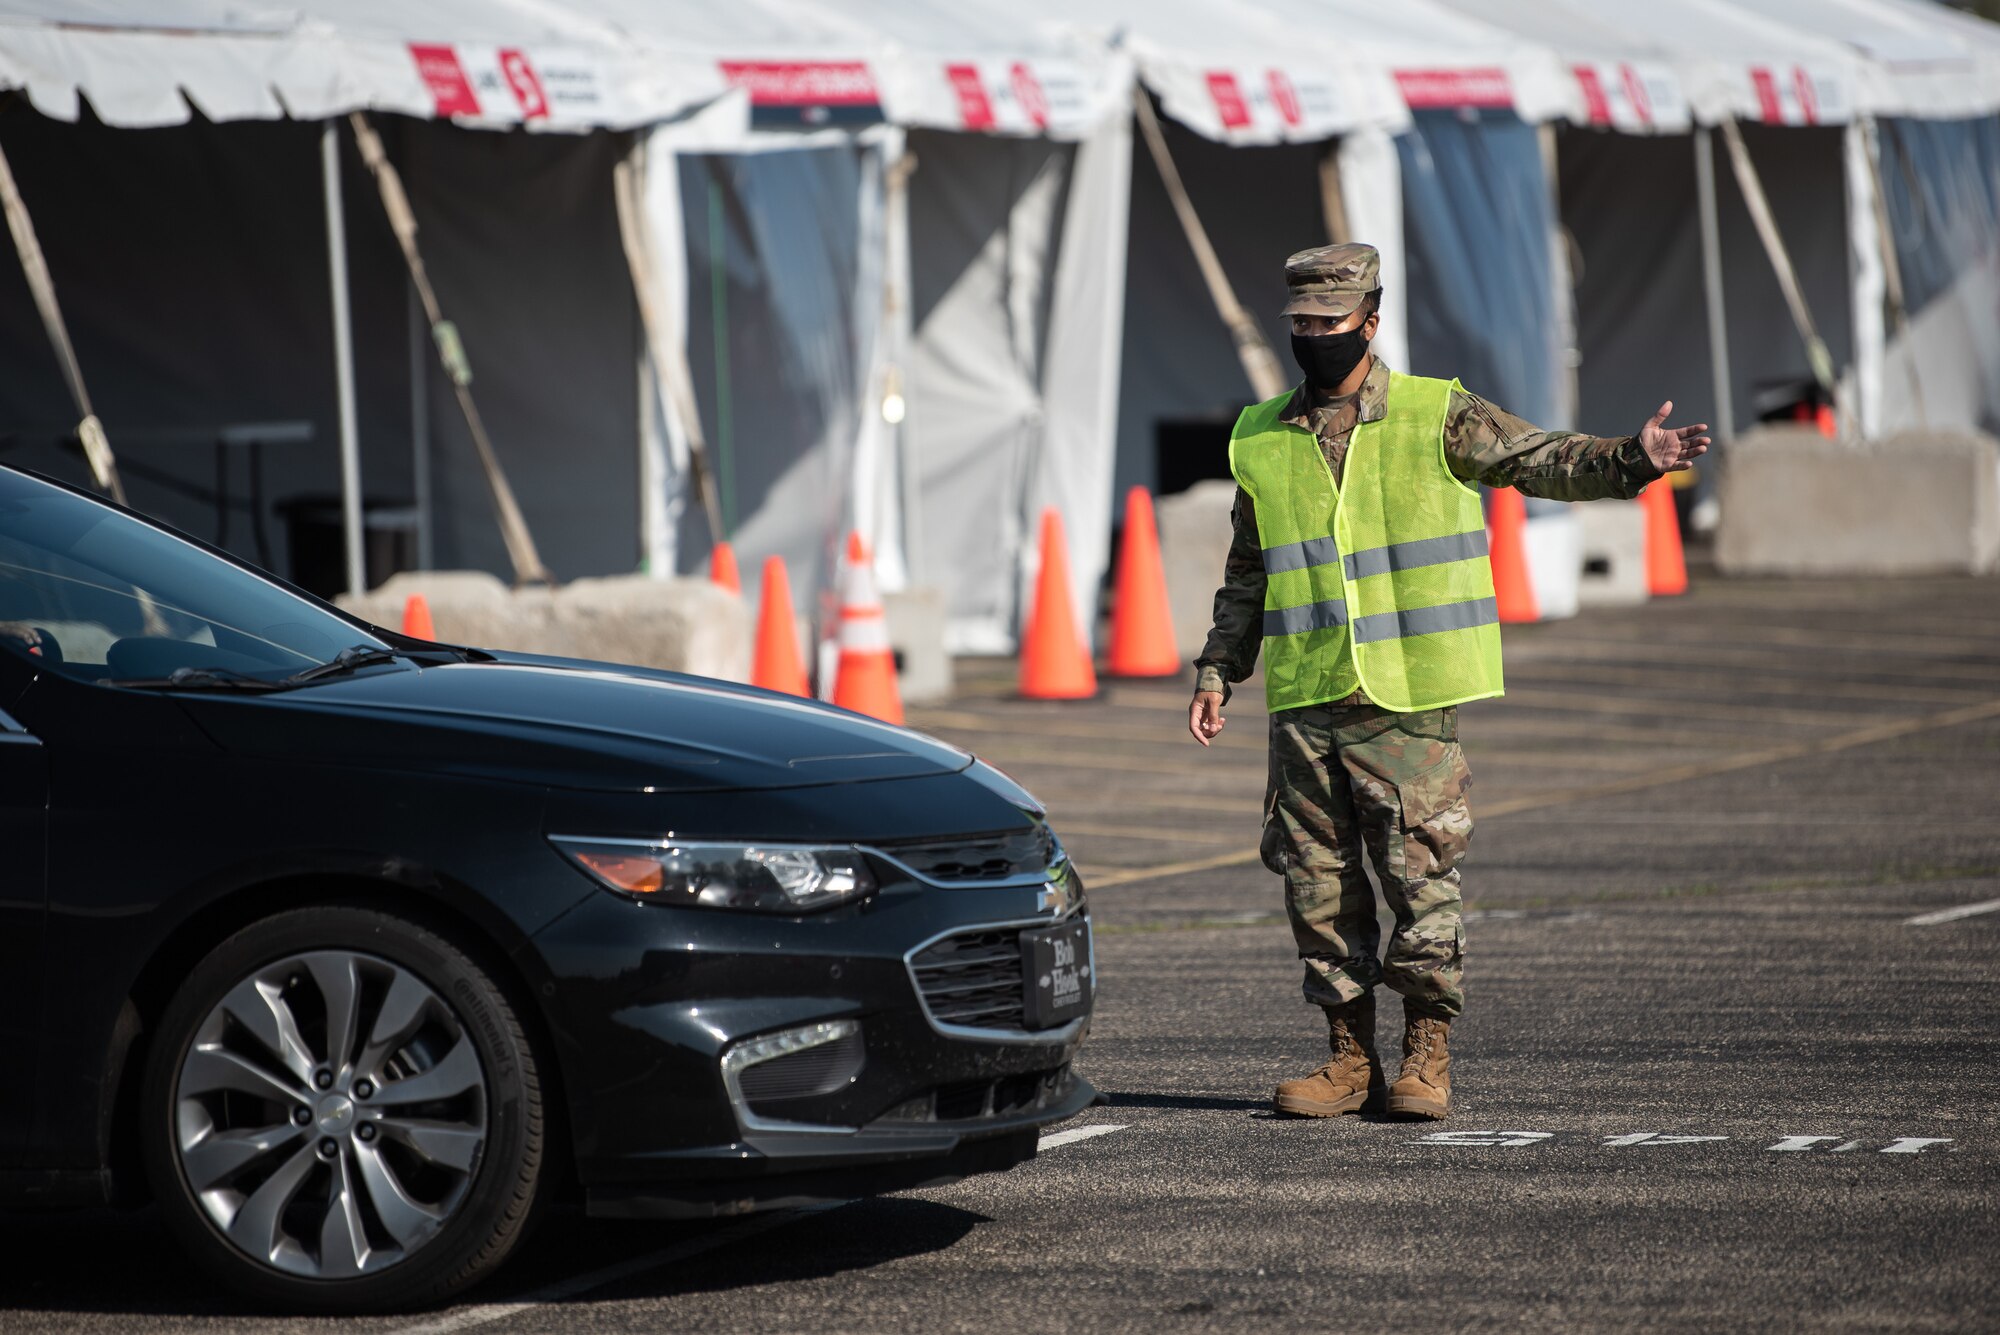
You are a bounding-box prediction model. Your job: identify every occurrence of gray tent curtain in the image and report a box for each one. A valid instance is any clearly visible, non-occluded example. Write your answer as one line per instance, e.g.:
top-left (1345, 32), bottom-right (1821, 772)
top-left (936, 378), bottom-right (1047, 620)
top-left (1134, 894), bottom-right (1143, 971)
top-left (0, 105), bottom-right (644, 587)
top-left (676, 143), bottom-right (879, 614)
top-left (1876, 115), bottom-right (2000, 318)
top-left (905, 131), bottom-right (1075, 649)
top-left (1112, 115), bottom-right (1325, 504)
top-left (1559, 123), bottom-right (1851, 445)
top-left (1396, 108), bottom-right (1562, 430)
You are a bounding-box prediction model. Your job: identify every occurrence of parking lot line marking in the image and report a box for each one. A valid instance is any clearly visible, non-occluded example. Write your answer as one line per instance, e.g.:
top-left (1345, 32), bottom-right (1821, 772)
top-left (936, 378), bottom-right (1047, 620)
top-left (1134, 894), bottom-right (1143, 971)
top-left (1039, 1123), bottom-right (1128, 1150)
top-left (1085, 697), bottom-right (2000, 889)
top-left (1905, 897), bottom-right (2000, 926)
top-left (1880, 1138), bottom-right (1954, 1154)
top-left (385, 1203), bottom-right (842, 1335)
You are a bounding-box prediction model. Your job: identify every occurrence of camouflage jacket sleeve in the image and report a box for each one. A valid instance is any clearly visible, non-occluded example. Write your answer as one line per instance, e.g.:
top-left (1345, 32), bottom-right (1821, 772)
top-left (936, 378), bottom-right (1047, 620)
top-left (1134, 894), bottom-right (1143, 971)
top-left (1444, 390), bottom-right (1662, 502)
top-left (1193, 486), bottom-right (1265, 702)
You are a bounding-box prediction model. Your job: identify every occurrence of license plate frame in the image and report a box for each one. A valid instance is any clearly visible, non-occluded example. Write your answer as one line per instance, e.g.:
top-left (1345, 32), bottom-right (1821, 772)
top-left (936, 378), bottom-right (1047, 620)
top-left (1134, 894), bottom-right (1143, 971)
top-left (1020, 918), bottom-right (1091, 1030)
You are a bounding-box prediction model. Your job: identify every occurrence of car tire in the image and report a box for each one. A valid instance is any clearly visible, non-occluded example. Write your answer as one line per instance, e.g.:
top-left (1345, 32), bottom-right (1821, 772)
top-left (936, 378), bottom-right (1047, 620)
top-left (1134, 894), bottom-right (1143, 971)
top-left (140, 904), bottom-right (547, 1312)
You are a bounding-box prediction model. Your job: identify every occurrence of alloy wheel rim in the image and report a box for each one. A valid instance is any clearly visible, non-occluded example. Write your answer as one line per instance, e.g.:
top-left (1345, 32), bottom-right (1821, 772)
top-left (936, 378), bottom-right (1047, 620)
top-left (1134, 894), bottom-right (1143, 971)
top-left (172, 949), bottom-right (489, 1278)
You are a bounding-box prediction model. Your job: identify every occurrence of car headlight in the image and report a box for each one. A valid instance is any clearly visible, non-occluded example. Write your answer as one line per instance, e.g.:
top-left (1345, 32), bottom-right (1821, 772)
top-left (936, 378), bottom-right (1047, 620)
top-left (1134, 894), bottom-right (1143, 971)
top-left (550, 836), bottom-right (876, 913)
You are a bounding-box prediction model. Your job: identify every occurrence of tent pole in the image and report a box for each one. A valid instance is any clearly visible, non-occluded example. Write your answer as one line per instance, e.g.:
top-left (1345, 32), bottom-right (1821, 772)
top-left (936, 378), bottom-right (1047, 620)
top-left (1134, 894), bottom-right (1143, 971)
top-left (1716, 117), bottom-right (1837, 407)
top-left (1131, 87), bottom-right (1289, 401)
top-left (322, 121), bottom-right (365, 597)
top-left (1693, 127), bottom-right (1736, 447)
top-left (409, 282), bottom-right (433, 569)
top-left (1317, 146), bottom-right (1350, 244)
top-left (1860, 117), bottom-right (1928, 426)
top-left (0, 135), bottom-right (126, 504)
top-left (347, 112), bottom-right (553, 587)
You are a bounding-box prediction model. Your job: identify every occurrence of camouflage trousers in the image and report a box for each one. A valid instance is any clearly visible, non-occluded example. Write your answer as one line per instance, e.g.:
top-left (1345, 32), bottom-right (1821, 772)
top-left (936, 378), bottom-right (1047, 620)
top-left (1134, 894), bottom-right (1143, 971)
top-left (1260, 698), bottom-right (1472, 1019)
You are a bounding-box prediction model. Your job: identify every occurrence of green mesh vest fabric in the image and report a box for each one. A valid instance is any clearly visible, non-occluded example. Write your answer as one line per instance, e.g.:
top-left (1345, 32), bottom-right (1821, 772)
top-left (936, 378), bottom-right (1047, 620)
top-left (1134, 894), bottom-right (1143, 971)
top-left (1227, 371), bottom-right (1505, 713)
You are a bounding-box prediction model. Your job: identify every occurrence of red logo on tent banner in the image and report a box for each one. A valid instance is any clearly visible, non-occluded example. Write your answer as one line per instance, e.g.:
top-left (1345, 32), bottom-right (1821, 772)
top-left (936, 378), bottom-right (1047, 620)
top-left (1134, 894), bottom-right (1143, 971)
top-left (1394, 68), bottom-right (1512, 110)
top-left (946, 63), bottom-right (995, 130)
top-left (1573, 65), bottom-right (1612, 124)
top-left (1749, 66), bottom-right (1783, 122)
top-left (410, 44), bottom-right (480, 117)
top-left (498, 48), bottom-right (548, 120)
top-left (1011, 62), bottom-right (1049, 129)
top-left (1267, 69), bottom-right (1303, 127)
top-left (1620, 63), bottom-right (1653, 125)
top-left (719, 61), bottom-right (880, 106)
top-left (1793, 66), bottom-right (1818, 124)
top-left (1206, 71), bottom-right (1252, 129)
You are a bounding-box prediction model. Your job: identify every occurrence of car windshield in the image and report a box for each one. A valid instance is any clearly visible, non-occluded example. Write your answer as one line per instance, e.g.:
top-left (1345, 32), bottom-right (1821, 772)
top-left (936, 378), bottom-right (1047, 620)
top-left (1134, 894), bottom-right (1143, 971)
top-left (0, 468), bottom-right (385, 683)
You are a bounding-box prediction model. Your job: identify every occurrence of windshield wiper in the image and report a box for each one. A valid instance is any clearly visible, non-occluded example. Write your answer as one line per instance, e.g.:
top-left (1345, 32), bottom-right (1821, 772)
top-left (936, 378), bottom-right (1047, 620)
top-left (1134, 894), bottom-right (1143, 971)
top-left (103, 665), bottom-right (291, 692)
top-left (282, 644), bottom-right (407, 686)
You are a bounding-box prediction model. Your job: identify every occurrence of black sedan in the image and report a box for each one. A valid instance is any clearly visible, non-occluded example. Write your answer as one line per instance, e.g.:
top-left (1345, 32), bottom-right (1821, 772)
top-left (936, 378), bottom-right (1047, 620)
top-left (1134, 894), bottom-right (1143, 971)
top-left (0, 464), bottom-right (1094, 1311)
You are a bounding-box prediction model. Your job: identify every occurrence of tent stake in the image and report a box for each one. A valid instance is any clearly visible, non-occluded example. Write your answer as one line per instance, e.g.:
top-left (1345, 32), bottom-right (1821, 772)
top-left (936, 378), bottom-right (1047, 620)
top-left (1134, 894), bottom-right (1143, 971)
top-left (1131, 88), bottom-right (1288, 401)
top-left (346, 112), bottom-right (553, 588)
top-left (1693, 127), bottom-right (1736, 448)
top-left (0, 135), bottom-right (125, 504)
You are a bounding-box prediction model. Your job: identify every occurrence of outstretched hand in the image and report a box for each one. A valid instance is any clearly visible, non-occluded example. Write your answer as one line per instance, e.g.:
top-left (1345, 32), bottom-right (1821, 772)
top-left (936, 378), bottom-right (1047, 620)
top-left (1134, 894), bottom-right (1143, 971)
top-left (1639, 401), bottom-right (1710, 475)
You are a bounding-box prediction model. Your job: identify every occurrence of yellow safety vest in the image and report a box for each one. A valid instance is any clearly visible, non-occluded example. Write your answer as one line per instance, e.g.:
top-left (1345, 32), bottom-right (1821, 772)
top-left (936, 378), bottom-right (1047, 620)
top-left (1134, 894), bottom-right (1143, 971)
top-left (1228, 371), bottom-right (1505, 713)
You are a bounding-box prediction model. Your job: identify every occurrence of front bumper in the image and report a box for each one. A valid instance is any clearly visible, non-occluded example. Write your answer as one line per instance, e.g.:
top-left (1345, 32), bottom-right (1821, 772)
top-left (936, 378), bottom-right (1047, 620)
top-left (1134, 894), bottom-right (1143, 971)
top-left (529, 855), bottom-right (1094, 1219)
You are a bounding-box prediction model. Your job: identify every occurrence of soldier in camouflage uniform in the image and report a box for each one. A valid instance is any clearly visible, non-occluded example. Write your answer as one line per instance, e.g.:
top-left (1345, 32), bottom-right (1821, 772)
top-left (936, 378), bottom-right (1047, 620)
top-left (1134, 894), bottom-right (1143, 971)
top-left (1188, 242), bottom-right (1708, 1119)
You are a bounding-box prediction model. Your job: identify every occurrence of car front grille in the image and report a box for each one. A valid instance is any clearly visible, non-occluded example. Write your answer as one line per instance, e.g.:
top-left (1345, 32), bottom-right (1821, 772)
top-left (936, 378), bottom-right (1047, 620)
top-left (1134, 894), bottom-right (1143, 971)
top-left (876, 826), bottom-right (1060, 885)
top-left (908, 924), bottom-right (1032, 1030)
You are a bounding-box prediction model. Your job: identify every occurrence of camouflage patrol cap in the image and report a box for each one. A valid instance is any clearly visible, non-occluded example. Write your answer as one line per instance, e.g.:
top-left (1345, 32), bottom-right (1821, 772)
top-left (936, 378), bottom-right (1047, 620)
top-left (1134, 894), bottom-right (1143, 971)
top-left (1281, 242), bottom-right (1380, 318)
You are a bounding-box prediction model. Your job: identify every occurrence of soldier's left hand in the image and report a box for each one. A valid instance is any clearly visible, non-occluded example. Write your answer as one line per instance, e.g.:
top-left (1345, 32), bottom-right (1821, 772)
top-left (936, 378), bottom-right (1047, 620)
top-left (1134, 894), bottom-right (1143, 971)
top-left (1638, 401), bottom-right (1710, 474)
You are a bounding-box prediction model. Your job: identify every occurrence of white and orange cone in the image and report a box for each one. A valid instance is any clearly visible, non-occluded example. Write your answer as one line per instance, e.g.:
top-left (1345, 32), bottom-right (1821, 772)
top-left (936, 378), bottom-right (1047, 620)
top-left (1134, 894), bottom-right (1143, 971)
top-left (830, 532), bottom-right (904, 724)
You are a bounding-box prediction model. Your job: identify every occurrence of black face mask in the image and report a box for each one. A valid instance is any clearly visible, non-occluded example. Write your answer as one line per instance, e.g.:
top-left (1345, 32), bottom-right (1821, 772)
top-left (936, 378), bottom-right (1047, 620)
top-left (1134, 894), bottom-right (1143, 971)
top-left (1291, 327), bottom-right (1370, 392)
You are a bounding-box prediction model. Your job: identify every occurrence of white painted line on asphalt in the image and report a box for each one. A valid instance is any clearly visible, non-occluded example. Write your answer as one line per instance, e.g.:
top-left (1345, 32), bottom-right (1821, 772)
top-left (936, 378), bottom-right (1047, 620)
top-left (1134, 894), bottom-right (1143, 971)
top-left (1905, 897), bottom-right (2000, 926)
top-left (1880, 1137), bottom-right (1955, 1154)
top-left (1768, 1136), bottom-right (1840, 1151)
top-left (386, 1202), bottom-right (843, 1335)
top-left (1039, 1123), bottom-right (1128, 1150)
top-left (1416, 1130), bottom-right (1554, 1147)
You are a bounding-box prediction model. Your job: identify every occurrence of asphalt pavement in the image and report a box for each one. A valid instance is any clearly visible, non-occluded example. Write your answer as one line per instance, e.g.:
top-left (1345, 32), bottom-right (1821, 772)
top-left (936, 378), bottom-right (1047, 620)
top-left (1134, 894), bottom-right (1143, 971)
top-left (4, 572), bottom-right (1998, 1332)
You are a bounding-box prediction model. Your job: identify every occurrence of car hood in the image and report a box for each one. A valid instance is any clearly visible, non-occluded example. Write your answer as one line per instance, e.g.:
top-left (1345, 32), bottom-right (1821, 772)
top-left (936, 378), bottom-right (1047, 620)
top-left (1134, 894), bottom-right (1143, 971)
top-left (179, 658), bottom-right (974, 793)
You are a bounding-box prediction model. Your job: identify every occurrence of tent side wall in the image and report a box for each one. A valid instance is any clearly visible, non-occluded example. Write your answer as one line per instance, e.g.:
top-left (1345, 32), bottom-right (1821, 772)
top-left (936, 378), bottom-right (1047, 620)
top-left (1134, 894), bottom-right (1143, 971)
top-left (1560, 122), bottom-right (1852, 449)
top-left (0, 104), bottom-right (646, 590)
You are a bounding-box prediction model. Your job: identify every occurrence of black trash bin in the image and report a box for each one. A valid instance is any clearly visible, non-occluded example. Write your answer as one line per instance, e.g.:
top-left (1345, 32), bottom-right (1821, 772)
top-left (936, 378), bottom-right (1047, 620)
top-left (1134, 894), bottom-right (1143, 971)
top-left (277, 496), bottom-right (420, 599)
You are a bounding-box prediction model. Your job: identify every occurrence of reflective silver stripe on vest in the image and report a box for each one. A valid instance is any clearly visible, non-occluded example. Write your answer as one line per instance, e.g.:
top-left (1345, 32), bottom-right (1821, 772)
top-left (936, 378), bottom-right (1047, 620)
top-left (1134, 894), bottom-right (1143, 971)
top-left (1263, 599), bottom-right (1350, 637)
top-left (1261, 535), bottom-right (1343, 574)
top-left (1351, 596), bottom-right (1499, 644)
top-left (1342, 529), bottom-right (1490, 581)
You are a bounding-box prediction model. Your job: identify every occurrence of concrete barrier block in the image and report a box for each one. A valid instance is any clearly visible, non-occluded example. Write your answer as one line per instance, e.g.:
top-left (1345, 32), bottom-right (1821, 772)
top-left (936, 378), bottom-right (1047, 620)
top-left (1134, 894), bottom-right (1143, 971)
top-left (1576, 499), bottom-right (1651, 608)
top-left (1717, 426), bottom-right (2000, 576)
top-left (1156, 479), bottom-right (1235, 662)
top-left (555, 575), bottom-right (751, 681)
top-left (338, 571), bottom-right (571, 656)
top-left (885, 585), bottom-right (953, 705)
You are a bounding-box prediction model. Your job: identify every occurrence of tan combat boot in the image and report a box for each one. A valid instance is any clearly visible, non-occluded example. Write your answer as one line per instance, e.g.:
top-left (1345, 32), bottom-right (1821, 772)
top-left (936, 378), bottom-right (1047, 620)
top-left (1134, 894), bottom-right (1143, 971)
top-left (1387, 1013), bottom-right (1452, 1119)
top-left (1274, 993), bottom-right (1385, 1118)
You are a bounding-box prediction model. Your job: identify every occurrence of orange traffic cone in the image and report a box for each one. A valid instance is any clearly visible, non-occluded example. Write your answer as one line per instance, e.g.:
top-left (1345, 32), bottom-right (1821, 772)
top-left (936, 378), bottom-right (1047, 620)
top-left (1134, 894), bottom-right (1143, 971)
top-left (830, 532), bottom-right (904, 723)
top-left (1641, 479), bottom-right (1689, 596)
top-left (1108, 486), bottom-right (1180, 677)
top-left (1487, 487), bottom-right (1539, 624)
top-left (402, 592), bottom-right (436, 640)
top-left (710, 541), bottom-right (741, 594)
top-left (1019, 507), bottom-right (1097, 700)
top-left (751, 556), bottom-right (809, 697)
